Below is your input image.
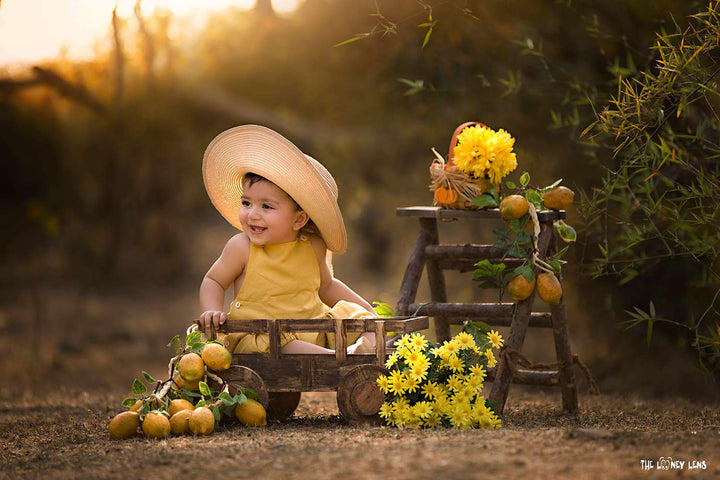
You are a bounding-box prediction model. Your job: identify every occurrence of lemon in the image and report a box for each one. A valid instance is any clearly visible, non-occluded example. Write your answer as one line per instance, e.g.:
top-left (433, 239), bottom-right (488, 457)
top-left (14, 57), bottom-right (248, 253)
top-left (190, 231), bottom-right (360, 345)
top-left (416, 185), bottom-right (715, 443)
top-left (499, 195), bottom-right (529, 220)
top-left (178, 353), bottom-right (205, 383)
top-left (543, 186), bottom-right (574, 210)
top-left (189, 406), bottom-right (215, 435)
top-left (169, 410), bottom-right (193, 435)
top-left (201, 342), bottom-right (233, 371)
top-left (536, 272), bottom-right (563, 305)
top-left (108, 411), bottom-right (140, 440)
top-left (507, 274), bottom-right (536, 301)
top-left (172, 373), bottom-right (200, 392)
top-left (167, 398), bottom-right (194, 417)
top-left (142, 412), bottom-right (171, 439)
top-left (235, 398), bottom-right (267, 427)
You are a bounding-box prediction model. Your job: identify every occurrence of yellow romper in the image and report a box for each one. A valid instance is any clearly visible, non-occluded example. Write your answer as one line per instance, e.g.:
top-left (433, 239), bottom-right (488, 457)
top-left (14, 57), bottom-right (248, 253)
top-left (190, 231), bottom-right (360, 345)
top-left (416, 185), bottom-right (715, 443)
top-left (222, 236), bottom-right (371, 353)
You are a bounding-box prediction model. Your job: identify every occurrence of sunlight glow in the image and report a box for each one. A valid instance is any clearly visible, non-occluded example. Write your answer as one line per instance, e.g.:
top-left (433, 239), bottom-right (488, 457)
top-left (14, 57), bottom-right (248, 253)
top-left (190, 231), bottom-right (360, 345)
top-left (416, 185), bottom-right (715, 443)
top-left (0, 0), bottom-right (301, 66)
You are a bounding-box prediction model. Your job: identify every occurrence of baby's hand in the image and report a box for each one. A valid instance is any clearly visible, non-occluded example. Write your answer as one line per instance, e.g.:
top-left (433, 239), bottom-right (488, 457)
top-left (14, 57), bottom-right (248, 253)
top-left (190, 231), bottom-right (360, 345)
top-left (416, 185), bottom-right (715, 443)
top-left (198, 310), bottom-right (227, 337)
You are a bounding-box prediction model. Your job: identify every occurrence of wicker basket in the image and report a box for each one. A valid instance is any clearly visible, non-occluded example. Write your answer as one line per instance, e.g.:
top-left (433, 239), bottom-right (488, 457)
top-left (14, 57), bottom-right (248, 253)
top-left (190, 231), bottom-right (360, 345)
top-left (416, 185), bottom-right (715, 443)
top-left (430, 122), bottom-right (497, 209)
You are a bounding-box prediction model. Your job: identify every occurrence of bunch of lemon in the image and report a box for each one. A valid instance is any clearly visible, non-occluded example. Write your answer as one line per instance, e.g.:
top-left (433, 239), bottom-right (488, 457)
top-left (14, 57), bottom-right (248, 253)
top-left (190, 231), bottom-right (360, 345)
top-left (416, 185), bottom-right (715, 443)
top-left (498, 184), bottom-right (575, 306)
top-left (108, 340), bottom-right (266, 440)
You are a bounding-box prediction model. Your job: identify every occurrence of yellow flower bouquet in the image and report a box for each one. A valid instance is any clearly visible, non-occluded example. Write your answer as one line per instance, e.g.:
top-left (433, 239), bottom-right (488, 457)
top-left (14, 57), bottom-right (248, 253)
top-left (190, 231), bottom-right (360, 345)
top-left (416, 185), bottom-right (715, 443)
top-left (430, 122), bottom-right (518, 208)
top-left (376, 327), bottom-right (504, 429)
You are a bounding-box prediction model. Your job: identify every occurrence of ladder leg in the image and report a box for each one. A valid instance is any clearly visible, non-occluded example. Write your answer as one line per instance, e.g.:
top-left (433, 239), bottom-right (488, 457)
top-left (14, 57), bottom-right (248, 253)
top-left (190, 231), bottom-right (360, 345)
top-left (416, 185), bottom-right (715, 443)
top-left (421, 218), bottom-right (450, 342)
top-left (550, 287), bottom-right (578, 413)
top-left (396, 218), bottom-right (437, 316)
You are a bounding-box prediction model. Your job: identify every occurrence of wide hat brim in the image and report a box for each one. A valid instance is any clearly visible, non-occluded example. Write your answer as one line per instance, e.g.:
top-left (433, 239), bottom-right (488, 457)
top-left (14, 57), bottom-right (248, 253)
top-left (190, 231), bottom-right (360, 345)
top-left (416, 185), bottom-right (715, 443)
top-left (202, 125), bottom-right (347, 253)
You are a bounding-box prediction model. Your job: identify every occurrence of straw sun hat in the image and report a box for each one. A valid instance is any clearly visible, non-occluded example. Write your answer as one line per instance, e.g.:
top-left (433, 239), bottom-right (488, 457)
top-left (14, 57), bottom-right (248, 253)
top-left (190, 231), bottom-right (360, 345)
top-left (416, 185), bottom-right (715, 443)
top-left (202, 125), bottom-right (347, 253)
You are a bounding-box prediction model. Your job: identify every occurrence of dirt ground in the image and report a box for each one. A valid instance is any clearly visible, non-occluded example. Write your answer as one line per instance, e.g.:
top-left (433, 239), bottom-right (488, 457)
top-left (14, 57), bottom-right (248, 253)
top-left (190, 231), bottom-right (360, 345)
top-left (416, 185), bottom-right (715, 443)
top-left (1, 389), bottom-right (719, 480)
top-left (1, 270), bottom-right (719, 479)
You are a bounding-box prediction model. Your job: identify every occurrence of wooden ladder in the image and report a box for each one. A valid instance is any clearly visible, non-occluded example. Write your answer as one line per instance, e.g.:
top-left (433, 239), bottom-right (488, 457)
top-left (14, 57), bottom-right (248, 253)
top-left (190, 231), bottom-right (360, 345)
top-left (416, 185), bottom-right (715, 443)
top-left (395, 206), bottom-right (578, 415)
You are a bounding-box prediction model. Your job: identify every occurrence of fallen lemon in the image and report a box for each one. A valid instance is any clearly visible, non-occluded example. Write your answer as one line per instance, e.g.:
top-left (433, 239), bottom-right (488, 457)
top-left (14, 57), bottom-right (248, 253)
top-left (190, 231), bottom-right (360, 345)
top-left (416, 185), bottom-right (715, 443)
top-left (537, 272), bottom-right (563, 305)
top-left (189, 406), bottom-right (215, 435)
top-left (235, 398), bottom-right (267, 427)
top-left (167, 398), bottom-right (194, 417)
top-left (178, 353), bottom-right (205, 383)
top-left (108, 411), bottom-right (140, 440)
top-left (170, 410), bottom-right (193, 435)
top-left (201, 342), bottom-right (232, 371)
top-left (142, 411), bottom-right (171, 439)
top-left (499, 194), bottom-right (529, 220)
top-left (507, 274), bottom-right (536, 301)
top-left (543, 186), bottom-right (574, 210)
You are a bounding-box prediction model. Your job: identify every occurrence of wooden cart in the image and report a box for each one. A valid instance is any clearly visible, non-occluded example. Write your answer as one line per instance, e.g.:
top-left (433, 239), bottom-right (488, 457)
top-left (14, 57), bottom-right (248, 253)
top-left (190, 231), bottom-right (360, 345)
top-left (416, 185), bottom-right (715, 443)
top-left (208, 315), bottom-right (428, 425)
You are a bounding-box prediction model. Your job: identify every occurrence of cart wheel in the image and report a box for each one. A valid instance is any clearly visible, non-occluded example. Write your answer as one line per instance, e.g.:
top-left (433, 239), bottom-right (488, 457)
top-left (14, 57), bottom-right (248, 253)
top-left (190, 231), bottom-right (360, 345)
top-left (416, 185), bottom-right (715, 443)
top-left (219, 365), bottom-right (269, 409)
top-left (267, 392), bottom-right (302, 422)
top-left (336, 364), bottom-right (388, 425)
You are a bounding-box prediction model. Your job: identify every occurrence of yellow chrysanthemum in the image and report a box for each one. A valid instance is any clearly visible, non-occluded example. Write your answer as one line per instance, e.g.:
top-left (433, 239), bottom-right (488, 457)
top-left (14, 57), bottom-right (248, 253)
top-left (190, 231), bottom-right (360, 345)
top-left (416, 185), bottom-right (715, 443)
top-left (454, 331), bottom-right (476, 350)
top-left (409, 333), bottom-right (429, 350)
top-left (412, 401), bottom-right (433, 418)
top-left (466, 373), bottom-right (484, 392)
top-left (410, 363), bottom-right (429, 382)
top-left (404, 350), bottom-right (422, 365)
top-left (403, 373), bottom-right (420, 393)
top-left (422, 380), bottom-right (439, 400)
top-left (485, 348), bottom-right (497, 369)
top-left (469, 364), bottom-right (487, 382)
top-left (453, 125), bottom-right (518, 184)
top-left (385, 352), bottom-right (399, 369)
top-left (448, 404), bottom-right (472, 429)
top-left (394, 334), bottom-right (412, 349)
top-left (447, 373), bottom-right (464, 392)
top-left (388, 370), bottom-right (405, 394)
top-left (447, 354), bottom-right (465, 373)
top-left (379, 402), bottom-right (394, 420)
top-left (422, 413), bottom-right (442, 428)
top-left (376, 374), bottom-right (390, 394)
top-left (488, 329), bottom-right (504, 349)
top-left (442, 340), bottom-right (459, 356)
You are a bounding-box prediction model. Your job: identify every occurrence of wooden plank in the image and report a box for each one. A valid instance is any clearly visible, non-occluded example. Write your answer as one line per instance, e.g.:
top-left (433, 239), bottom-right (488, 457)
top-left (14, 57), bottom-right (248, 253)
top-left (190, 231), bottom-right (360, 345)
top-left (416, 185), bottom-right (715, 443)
top-left (396, 206), bottom-right (565, 222)
top-left (422, 217), bottom-right (451, 342)
top-left (439, 313), bottom-right (553, 328)
top-left (437, 258), bottom-right (524, 272)
top-left (375, 320), bottom-right (386, 367)
top-left (268, 319), bottom-right (280, 360)
top-left (550, 275), bottom-right (579, 413)
top-left (486, 367), bottom-right (559, 385)
top-left (426, 244), bottom-right (508, 260)
top-left (334, 318), bottom-right (347, 361)
top-left (410, 302), bottom-right (515, 317)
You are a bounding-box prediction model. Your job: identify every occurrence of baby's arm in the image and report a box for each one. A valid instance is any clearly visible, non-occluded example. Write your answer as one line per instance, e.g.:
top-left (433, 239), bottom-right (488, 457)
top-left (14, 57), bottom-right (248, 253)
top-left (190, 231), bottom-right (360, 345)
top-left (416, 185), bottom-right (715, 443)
top-left (198, 233), bottom-right (249, 336)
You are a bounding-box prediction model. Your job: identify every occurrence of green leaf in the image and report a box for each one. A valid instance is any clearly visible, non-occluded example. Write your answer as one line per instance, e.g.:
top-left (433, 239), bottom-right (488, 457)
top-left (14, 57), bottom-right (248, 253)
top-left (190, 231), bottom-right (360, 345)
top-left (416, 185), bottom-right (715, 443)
top-left (554, 220), bottom-right (577, 243)
top-left (131, 379), bottom-right (147, 395)
top-left (520, 172), bottom-right (531, 187)
top-left (234, 393), bottom-right (247, 405)
top-left (646, 317), bottom-right (654, 347)
top-left (219, 391), bottom-right (234, 405)
top-left (525, 189), bottom-right (543, 207)
top-left (397, 78), bottom-right (425, 95)
top-left (212, 407), bottom-right (222, 423)
top-left (471, 193), bottom-right (498, 208)
top-left (243, 388), bottom-right (260, 402)
top-left (142, 371), bottom-right (156, 384)
top-left (421, 26), bottom-right (433, 49)
top-left (372, 302), bottom-right (395, 317)
top-left (505, 181), bottom-right (517, 190)
top-left (122, 397), bottom-right (138, 408)
top-left (186, 331), bottom-right (203, 347)
top-left (333, 33), bottom-right (370, 48)
top-left (513, 264), bottom-right (535, 282)
top-left (167, 334), bottom-right (182, 353)
top-left (199, 381), bottom-right (211, 396)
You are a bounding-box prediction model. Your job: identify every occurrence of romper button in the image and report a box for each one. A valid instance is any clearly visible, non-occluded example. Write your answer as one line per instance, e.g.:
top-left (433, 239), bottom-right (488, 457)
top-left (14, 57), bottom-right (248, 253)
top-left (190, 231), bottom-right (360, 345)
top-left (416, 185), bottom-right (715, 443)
top-left (234, 302), bottom-right (241, 308)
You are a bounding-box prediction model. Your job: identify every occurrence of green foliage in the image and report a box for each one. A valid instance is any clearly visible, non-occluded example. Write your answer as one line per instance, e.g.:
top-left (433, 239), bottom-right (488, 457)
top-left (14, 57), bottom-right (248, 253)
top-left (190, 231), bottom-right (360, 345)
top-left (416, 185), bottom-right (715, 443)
top-left (579, 2), bottom-right (720, 371)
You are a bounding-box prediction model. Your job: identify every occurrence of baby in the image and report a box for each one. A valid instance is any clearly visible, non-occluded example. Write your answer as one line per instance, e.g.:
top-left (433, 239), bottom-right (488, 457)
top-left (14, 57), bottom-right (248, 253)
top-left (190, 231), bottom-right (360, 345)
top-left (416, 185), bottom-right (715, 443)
top-left (197, 125), bottom-right (376, 354)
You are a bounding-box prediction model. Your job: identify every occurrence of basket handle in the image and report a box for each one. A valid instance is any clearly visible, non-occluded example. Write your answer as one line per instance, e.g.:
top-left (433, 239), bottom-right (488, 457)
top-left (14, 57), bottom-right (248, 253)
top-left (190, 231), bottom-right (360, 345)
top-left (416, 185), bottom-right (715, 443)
top-left (447, 121), bottom-right (487, 165)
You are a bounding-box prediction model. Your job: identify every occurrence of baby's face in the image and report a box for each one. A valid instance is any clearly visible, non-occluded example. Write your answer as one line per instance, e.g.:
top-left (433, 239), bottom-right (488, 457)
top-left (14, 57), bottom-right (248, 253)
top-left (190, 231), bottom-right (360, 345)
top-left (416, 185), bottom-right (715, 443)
top-left (238, 179), bottom-right (309, 246)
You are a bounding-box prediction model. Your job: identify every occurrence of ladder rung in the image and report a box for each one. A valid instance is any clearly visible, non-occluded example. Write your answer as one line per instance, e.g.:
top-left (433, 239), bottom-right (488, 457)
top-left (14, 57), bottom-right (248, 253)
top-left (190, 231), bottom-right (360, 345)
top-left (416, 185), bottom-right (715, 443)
top-left (487, 368), bottom-right (559, 385)
top-left (426, 244), bottom-right (508, 260)
top-left (436, 258), bottom-right (525, 272)
top-left (440, 313), bottom-right (553, 328)
top-left (409, 303), bottom-right (514, 317)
